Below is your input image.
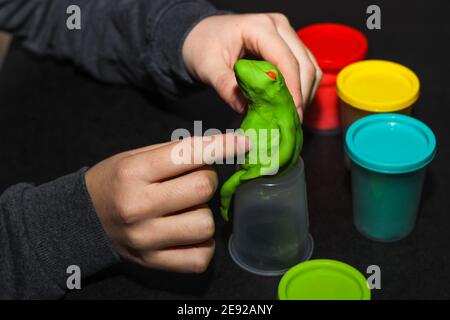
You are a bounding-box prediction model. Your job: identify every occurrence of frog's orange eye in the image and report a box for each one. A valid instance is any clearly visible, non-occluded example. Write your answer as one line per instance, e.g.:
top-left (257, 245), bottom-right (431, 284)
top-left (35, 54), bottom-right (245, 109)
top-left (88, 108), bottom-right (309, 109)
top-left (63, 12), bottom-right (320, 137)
top-left (266, 71), bottom-right (277, 80)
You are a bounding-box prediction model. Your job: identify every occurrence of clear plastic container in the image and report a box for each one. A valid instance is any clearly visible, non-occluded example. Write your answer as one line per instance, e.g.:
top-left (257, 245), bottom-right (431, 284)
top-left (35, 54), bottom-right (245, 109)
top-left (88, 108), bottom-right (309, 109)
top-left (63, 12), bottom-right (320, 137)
top-left (228, 157), bottom-right (313, 276)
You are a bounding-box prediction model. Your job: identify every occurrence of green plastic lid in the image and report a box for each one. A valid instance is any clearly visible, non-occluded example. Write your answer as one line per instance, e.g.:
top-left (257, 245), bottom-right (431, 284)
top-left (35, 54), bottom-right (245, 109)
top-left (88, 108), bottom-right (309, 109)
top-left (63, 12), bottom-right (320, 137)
top-left (278, 259), bottom-right (371, 300)
top-left (345, 114), bottom-right (436, 174)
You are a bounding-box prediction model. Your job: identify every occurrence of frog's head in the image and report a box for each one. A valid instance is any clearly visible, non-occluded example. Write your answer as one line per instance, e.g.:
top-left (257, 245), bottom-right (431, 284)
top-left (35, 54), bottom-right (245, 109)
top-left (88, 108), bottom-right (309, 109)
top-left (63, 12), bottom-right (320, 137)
top-left (234, 59), bottom-right (286, 105)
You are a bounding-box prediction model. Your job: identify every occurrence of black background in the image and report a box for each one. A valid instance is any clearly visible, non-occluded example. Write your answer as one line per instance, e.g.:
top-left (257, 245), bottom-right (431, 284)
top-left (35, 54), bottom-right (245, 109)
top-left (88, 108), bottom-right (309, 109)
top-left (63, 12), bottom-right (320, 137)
top-left (0, 0), bottom-right (449, 299)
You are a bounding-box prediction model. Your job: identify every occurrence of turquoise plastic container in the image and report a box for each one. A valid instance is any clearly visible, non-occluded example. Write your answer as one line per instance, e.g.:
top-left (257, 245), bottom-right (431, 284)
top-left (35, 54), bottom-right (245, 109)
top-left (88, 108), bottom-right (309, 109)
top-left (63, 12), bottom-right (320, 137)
top-left (345, 114), bottom-right (436, 241)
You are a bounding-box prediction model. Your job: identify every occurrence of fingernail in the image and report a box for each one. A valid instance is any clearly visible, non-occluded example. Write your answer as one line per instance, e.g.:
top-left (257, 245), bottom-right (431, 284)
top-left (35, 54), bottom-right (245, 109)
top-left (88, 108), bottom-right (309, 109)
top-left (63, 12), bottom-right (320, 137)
top-left (297, 107), bottom-right (304, 123)
top-left (233, 99), bottom-right (246, 113)
top-left (236, 134), bottom-right (252, 153)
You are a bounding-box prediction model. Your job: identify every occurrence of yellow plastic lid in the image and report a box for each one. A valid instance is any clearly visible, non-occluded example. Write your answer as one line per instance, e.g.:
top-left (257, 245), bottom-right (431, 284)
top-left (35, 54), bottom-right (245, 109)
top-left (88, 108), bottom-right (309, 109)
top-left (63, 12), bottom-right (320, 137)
top-left (337, 60), bottom-right (420, 112)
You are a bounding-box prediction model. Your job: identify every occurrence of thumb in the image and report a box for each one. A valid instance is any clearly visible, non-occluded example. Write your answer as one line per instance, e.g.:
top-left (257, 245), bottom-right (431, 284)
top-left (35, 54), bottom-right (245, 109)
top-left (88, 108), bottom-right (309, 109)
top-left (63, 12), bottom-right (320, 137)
top-left (124, 133), bottom-right (252, 182)
top-left (209, 65), bottom-right (247, 113)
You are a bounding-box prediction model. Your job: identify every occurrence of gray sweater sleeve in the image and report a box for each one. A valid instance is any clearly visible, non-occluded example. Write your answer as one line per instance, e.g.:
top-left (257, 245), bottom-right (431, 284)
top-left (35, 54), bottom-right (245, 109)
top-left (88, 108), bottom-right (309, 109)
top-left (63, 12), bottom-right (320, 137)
top-left (0, 0), bottom-right (224, 299)
top-left (0, 168), bottom-right (120, 299)
top-left (0, 0), bottom-right (223, 97)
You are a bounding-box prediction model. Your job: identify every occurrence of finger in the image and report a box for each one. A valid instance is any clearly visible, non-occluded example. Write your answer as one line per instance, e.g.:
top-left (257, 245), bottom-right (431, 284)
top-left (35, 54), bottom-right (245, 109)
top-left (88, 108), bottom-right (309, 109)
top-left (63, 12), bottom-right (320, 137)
top-left (242, 18), bottom-right (303, 109)
top-left (141, 167), bottom-right (218, 217)
top-left (126, 133), bottom-right (251, 182)
top-left (305, 47), bottom-right (323, 106)
top-left (140, 239), bottom-right (216, 273)
top-left (126, 140), bottom-right (178, 156)
top-left (278, 30), bottom-right (315, 110)
top-left (208, 61), bottom-right (247, 113)
top-left (268, 14), bottom-right (317, 110)
top-left (202, 45), bottom-right (246, 113)
top-left (127, 206), bottom-right (214, 250)
top-left (114, 141), bottom-right (178, 161)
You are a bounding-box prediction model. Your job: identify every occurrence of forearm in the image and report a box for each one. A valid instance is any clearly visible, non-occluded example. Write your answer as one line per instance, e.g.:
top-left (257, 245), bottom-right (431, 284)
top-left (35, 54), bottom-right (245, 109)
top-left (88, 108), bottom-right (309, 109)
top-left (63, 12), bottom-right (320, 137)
top-left (0, 168), bottom-right (119, 299)
top-left (0, 0), bottom-right (223, 97)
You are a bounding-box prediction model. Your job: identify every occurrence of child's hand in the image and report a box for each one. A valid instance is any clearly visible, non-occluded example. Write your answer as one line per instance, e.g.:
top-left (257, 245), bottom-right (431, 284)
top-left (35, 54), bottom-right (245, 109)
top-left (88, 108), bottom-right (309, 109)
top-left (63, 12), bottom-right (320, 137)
top-left (85, 134), bottom-right (250, 273)
top-left (183, 13), bottom-right (322, 118)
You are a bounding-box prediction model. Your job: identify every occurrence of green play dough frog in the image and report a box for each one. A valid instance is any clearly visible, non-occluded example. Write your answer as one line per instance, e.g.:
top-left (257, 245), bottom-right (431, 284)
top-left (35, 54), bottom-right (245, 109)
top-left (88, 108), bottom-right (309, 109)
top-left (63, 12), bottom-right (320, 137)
top-left (220, 59), bottom-right (303, 221)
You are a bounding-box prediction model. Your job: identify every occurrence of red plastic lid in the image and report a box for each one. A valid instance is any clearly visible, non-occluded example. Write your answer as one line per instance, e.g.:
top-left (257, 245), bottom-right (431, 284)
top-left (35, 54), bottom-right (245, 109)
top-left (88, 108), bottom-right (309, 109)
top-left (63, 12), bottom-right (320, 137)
top-left (297, 23), bottom-right (368, 72)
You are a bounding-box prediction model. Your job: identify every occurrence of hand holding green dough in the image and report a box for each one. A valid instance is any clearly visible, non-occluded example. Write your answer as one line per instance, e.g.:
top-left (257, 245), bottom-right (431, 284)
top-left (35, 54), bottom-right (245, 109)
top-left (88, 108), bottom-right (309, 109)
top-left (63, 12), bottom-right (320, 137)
top-left (220, 59), bottom-right (303, 221)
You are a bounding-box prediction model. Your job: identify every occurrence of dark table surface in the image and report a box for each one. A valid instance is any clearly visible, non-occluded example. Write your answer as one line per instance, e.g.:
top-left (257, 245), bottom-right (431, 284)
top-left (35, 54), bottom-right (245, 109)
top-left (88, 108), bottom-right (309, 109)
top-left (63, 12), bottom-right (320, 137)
top-left (1, 0), bottom-right (449, 300)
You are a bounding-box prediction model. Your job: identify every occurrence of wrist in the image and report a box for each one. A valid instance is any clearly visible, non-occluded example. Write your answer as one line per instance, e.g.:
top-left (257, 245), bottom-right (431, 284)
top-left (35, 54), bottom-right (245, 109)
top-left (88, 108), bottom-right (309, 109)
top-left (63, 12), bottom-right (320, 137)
top-left (143, 0), bottom-right (228, 95)
top-left (21, 168), bottom-right (120, 290)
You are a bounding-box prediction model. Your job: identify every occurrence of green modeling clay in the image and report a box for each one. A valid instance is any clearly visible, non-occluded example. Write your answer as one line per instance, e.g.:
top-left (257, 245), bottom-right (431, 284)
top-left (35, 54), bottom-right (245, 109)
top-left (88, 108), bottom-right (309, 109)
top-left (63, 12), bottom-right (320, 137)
top-left (220, 59), bottom-right (303, 221)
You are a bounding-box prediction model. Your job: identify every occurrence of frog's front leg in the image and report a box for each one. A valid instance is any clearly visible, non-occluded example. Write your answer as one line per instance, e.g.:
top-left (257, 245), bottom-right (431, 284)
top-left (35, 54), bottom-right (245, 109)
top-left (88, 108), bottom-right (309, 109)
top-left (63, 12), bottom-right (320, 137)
top-left (220, 169), bottom-right (247, 221)
top-left (239, 165), bottom-right (264, 180)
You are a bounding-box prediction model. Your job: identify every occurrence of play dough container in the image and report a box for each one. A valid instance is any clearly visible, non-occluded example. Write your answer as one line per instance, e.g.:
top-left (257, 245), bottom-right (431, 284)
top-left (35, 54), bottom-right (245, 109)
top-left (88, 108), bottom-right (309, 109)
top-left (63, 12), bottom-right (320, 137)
top-left (229, 157), bottom-right (313, 276)
top-left (278, 259), bottom-right (370, 300)
top-left (345, 114), bottom-right (436, 241)
top-left (337, 60), bottom-right (420, 134)
top-left (297, 23), bottom-right (368, 134)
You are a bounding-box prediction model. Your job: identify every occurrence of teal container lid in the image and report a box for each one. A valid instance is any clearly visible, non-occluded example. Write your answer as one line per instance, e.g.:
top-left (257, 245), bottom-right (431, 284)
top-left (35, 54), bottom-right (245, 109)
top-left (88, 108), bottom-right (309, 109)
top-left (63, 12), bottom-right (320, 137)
top-left (345, 114), bottom-right (436, 174)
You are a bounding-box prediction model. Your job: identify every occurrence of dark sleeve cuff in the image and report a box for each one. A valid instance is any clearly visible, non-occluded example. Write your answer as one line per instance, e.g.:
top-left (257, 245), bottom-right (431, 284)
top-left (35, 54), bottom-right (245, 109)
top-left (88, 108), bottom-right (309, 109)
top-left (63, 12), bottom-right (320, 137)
top-left (22, 168), bottom-right (120, 291)
top-left (144, 0), bottom-right (229, 97)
